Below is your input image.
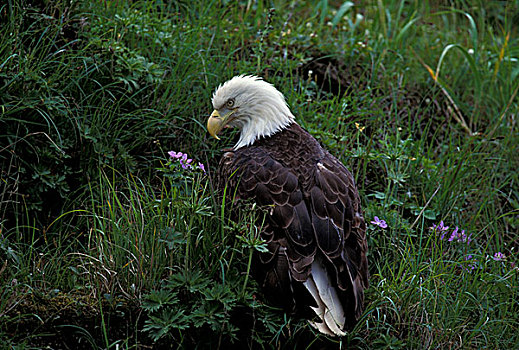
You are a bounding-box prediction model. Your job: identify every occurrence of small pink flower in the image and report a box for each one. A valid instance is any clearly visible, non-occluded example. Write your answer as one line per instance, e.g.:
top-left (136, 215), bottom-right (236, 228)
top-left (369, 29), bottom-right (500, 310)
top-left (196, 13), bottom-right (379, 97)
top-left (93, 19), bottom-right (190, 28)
top-left (446, 226), bottom-right (472, 244)
top-left (168, 151), bottom-right (183, 159)
top-left (198, 162), bottom-right (206, 173)
top-left (371, 216), bottom-right (387, 229)
top-left (458, 230), bottom-right (472, 244)
top-left (448, 226), bottom-right (459, 242)
top-left (179, 154), bottom-right (192, 169)
top-left (492, 252), bottom-right (506, 261)
top-left (431, 221), bottom-right (449, 240)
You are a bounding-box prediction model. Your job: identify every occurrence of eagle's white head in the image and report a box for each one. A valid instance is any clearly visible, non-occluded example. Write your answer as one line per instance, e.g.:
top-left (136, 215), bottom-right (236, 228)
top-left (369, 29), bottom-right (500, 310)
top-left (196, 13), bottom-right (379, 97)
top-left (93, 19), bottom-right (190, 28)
top-left (207, 75), bottom-right (295, 149)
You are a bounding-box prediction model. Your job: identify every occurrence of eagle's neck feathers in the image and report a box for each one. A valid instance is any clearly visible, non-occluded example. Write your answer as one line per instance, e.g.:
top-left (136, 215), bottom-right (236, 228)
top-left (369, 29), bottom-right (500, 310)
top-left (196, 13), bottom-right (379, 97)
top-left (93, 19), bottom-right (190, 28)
top-left (235, 96), bottom-right (295, 149)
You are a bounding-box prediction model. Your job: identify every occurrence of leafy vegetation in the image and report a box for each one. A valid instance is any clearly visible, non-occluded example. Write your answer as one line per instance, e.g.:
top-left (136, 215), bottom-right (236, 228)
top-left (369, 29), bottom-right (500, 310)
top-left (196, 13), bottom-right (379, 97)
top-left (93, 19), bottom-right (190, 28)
top-left (1, 0), bottom-right (518, 348)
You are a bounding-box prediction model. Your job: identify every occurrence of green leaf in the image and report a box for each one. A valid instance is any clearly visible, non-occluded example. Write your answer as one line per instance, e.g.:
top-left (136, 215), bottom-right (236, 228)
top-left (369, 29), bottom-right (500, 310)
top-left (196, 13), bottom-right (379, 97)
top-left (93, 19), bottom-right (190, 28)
top-left (166, 269), bottom-right (211, 293)
top-left (142, 289), bottom-right (178, 312)
top-left (143, 309), bottom-right (189, 341)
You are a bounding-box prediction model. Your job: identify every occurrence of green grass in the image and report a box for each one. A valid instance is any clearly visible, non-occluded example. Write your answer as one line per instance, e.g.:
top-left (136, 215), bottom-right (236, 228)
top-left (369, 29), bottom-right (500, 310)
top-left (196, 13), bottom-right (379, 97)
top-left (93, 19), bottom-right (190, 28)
top-left (1, 0), bottom-right (518, 348)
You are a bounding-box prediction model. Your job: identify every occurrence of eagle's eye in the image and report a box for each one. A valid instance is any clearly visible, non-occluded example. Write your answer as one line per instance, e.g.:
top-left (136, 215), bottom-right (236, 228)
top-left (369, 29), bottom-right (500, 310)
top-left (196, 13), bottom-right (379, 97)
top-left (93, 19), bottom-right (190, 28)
top-left (226, 98), bottom-right (235, 108)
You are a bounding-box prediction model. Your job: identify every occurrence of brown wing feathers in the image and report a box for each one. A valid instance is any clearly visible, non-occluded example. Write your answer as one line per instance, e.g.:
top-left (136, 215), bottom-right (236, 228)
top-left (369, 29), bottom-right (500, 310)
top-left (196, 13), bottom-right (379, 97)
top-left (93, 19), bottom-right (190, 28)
top-left (216, 123), bottom-right (368, 329)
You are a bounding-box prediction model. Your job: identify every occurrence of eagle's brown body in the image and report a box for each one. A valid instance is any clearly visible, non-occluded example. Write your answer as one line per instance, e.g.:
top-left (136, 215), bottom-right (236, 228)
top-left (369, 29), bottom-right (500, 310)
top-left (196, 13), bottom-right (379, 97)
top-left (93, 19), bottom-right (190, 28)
top-left (215, 122), bottom-right (368, 332)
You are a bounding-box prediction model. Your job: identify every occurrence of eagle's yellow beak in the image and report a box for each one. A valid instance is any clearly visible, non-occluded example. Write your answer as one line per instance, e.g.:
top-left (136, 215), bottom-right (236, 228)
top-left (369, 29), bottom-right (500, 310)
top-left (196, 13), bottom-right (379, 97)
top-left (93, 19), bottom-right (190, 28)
top-left (207, 109), bottom-right (236, 140)
top-left (207, 110), bottom-right (223, 140)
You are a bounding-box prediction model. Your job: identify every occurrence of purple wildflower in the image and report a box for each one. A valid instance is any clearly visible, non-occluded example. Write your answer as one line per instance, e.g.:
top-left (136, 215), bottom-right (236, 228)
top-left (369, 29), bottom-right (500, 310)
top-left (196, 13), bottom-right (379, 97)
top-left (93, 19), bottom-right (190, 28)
top-left (167, 150), bottom-right (204, 171)
top-left (492, 252), bottom-right (506, 261)
top-left (458, 229), bottom-right (472, 244)
top-left (371, 216), bottom-right (388, 229)
top-left (448, 226), bottom-right (458, 242)
top-left (432, 220), bottom-right (449, 232)
top-left (168, 151), bottom-right (183, 159)
top-left (446, 226), bottom-right (472, 244)
top-left (178, 153), bottom-right (193, 169)
top-left (432, 221), bottom-right (449, 240)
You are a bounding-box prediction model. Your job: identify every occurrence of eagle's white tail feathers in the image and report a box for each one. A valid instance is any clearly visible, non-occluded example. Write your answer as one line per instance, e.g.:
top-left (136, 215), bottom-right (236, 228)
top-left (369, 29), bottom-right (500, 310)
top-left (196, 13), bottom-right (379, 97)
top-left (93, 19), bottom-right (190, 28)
top-left (303, 259), bottom-right (346, 337)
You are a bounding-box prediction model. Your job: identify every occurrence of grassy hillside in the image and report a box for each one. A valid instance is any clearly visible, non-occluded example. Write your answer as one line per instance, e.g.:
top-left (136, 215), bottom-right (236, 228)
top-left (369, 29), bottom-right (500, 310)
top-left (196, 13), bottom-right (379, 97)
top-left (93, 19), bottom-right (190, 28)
top-left (1, 0), bottom-right (518, 348)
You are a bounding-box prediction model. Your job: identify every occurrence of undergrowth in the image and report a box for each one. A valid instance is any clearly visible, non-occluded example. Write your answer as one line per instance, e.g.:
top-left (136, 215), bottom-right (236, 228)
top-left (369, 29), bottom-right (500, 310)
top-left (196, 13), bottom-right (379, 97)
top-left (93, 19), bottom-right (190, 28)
top-left (1, 0), bottom-right (518, 348)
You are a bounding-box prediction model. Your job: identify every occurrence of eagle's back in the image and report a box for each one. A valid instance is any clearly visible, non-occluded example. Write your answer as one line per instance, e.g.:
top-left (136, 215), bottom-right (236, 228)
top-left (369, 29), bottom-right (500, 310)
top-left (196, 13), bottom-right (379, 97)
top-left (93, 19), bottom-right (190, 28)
top-left (216, 123), bottom-right (368, 333)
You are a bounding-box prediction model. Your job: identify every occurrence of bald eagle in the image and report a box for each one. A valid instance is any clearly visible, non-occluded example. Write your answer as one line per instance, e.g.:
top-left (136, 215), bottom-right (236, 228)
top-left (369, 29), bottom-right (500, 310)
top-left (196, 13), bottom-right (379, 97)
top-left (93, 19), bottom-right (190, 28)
top-left (207, 75), bottom-right (368, 336)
